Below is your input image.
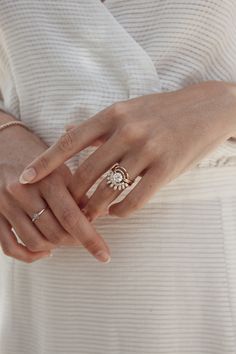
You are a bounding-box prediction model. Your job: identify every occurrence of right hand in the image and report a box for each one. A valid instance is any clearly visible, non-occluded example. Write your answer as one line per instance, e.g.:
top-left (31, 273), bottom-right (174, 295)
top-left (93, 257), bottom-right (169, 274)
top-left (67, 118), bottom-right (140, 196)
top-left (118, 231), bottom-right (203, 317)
top-left (0, 118), bottom-right (111, 263)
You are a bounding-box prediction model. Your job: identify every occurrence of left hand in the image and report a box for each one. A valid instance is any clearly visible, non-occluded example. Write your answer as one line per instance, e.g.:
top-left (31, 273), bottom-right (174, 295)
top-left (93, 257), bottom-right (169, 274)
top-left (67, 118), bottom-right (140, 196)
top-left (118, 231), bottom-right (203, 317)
top-left (19, 81), bottom-right (236, 220)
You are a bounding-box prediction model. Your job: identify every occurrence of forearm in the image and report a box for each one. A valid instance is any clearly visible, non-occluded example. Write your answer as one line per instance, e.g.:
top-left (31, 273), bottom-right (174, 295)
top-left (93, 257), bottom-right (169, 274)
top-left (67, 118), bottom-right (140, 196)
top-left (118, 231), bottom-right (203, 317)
top-left (0, 109), bottom-right (48, 156)
top-left (217, 82), bottom-right (236, 140)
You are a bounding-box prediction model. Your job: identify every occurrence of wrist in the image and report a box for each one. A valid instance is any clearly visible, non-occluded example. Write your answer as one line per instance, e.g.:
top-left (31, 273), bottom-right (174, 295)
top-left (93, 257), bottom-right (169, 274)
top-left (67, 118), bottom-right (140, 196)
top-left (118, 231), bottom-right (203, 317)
top-left (219, 81), bottom-right (236, 140)
top-left (191, 80), bottom-right (236, 143)
top-left (0, 111), bottom-right (31, 136)
top-left (0, 120), bottom-right (31, 135)
top-left (0, 110), bottom-right (17, 124)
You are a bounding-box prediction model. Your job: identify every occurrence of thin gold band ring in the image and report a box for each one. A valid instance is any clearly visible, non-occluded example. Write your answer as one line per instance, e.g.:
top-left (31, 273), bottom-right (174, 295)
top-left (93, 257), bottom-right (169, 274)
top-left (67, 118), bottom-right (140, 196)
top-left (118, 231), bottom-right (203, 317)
top-left (31, 207), bottom-right (47, 223)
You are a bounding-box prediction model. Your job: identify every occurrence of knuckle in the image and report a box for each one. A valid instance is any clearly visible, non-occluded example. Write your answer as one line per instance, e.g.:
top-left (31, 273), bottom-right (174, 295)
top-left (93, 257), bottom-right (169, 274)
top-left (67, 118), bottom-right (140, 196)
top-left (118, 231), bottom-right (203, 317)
top-left (25, 239), bottom-right (46, 252)
top-left (61, 208), bottom-right (79, 230)
top-left (2, 243), bottom-right (14, 257)
top-left (0, 185), bottom-right (6, 199)
top-left (122, 198), bottom-right (139, 216)
top-left (40, 173), bottom-right (61, 195)
top-left (40, 178), bottom-right (52, 195)
top-left (83, 237), bottom-right (101, 253)
top-left (142, 141), bottom-right (157, 157)
top-left (110, 101), bottom-right (127, 119)
top-left (118, 123), bottom-right (142, 144)
top-left (58, 130), bottom-right (75, 153)
top-left (113, 208), bottom-right (131, 218)
top-left (77, 164), bottom-right (92, 185)
top-left (0, 191), bottom-right (12, 212)
top-left (47, 233), bottom-right (60, 245)
top-left (37, 155), bottom-right (49, 172)
top-left (155, 154), bottom-right (171, 174)
top-left (5, 181), bottom-right (24, 196)
top-left (47, 231), bottom-right (65, 245)
top-left (23, 255), bottom-right (35, 264)
top-left (1, 241), bottom-right (41, 263)
top-left (47, 171), bottom-right (62, 184)
top-left (57, 234), bottom-right (70, 245)
top-left (84, 203), bottom-right (99, 218)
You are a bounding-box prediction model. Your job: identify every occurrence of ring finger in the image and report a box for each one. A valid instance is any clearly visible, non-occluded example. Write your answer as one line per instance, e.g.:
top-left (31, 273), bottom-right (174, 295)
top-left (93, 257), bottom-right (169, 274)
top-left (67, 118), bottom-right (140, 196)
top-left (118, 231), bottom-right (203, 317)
top-left (13, 189), bottom-right (78, 246)
top-left (2, 204), bottom-right (55, 253)
top-left (82, 153), bottom-right (145, 221)
top-left (69, 134), bottom-right (126, 203)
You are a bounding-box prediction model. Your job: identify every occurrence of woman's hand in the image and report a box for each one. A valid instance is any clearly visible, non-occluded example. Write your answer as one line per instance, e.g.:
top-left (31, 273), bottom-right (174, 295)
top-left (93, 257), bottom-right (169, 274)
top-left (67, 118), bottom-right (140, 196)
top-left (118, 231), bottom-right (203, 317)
top-left (0, 119), bottom-right (110, 263)
top-left (19, 81), bottom-right (236, 221)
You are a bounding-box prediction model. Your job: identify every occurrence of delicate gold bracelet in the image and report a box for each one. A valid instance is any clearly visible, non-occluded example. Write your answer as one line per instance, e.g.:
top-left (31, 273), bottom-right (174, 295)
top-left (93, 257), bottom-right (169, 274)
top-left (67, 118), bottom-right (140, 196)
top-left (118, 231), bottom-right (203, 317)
top-left (0, 120), bottom-right (31, 133)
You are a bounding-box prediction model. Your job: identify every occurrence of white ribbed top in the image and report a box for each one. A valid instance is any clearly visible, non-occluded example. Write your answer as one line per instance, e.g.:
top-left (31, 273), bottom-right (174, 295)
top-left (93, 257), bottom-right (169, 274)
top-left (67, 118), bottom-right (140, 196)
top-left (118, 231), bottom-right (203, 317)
top-left (0, 0), bottom-right (236, 168)
top-left (1, 2), bottom-right (236, 354)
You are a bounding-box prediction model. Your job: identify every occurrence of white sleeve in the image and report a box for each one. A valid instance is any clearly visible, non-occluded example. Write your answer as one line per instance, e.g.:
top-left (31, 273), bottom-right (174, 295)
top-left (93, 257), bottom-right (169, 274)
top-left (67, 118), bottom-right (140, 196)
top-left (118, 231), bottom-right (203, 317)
top-left (0, 89), bottom-right (6, 112)
top-left (0, 87), bottom-right (17, 119)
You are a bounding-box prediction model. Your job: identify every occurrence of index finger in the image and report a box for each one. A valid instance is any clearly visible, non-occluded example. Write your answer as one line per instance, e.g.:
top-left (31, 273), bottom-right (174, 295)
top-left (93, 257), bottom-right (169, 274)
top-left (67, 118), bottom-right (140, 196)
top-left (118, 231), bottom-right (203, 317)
top-left (41, 181), bottom-right (111, 263)
top-left (19, 114), bottom-right (109, 184)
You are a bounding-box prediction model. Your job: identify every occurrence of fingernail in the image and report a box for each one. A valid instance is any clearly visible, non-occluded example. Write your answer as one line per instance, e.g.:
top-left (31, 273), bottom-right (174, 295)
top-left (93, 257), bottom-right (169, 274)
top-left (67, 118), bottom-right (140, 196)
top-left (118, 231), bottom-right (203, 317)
top-left (95, 250), bottom-right (111, 263)
top-left (19, 167), bottom-right (36, 184)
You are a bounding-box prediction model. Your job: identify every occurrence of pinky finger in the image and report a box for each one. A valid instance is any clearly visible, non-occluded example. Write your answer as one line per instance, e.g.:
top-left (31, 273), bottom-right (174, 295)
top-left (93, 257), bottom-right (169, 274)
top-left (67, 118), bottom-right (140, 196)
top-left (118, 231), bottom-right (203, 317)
top-left (0, 216), bottom-right (52, 263)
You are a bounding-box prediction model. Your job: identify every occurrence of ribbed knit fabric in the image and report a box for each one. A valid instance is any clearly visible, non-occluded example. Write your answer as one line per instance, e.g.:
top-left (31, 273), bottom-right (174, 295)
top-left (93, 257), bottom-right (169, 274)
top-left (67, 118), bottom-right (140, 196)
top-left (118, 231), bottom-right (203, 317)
top-left (1, 1), bottom-right (236, 353)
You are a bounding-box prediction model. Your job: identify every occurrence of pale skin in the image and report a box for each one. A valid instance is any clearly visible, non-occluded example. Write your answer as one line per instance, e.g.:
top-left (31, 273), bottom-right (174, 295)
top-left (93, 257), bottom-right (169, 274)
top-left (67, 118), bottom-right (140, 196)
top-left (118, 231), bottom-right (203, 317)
top-left (1, 81), bottom-right (236, 263)
top-left (0, 111), bottom-right (110, 263)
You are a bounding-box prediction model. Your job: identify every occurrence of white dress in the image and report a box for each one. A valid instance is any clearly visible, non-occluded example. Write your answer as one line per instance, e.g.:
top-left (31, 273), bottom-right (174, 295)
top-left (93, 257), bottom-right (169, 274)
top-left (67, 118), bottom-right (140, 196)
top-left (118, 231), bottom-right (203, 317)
top-left (1, 1), bottom-right (236, 353)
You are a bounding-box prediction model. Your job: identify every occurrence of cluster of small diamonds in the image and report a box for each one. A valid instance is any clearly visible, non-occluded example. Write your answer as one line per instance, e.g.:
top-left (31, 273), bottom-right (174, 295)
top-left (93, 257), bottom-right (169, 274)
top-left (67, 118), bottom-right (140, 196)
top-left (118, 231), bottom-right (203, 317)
top-left (106, 166), bottom-right (129, 191)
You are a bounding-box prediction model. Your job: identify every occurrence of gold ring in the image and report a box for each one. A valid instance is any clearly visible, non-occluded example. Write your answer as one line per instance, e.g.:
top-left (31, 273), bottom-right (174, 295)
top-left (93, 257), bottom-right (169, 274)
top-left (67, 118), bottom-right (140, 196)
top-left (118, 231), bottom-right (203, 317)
top-left (106, 163), bottom-right (135, 191)
top-left (31, 207), bottom-right (47, 223)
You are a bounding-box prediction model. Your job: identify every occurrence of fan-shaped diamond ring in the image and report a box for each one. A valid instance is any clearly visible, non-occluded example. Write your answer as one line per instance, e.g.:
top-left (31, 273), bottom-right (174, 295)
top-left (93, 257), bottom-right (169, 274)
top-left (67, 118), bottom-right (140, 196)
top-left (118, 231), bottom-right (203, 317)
top-left (106, 163), bottom-right (135, 191)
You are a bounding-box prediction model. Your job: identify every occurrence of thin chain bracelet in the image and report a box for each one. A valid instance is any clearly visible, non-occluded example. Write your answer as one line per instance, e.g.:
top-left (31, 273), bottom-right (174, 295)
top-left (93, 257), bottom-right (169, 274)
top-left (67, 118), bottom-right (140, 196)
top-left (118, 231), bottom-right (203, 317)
top-left (0, 120), bottom-right (31, 133)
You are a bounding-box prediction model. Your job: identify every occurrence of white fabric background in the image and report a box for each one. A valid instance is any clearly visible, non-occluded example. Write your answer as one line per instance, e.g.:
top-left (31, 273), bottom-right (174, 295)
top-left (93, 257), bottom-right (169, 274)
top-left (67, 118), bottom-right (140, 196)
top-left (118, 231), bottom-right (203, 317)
top-left (0, 1), bottom-right (236, 353)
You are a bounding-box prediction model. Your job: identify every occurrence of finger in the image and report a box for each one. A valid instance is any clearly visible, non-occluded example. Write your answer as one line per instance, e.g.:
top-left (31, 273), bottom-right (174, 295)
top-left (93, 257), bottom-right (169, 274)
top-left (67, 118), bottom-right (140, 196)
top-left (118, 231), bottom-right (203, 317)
top-left (78, 194), bottom-right (89, 209)
top-left (32, 206), bottom-right (81, 247)
top-left (109, 163), bottom-right (170, 217)
top-left (41, 183), bottom-right (111, 263)
top-left (2, 203), bottom-right (54, 253)
top-left (65, 124), bottom-right (105, 146)
top-left (19, 110), bottom-right (112, 184)
top-left (82, 154), bottom-right (144, 222)
top-left (0, 215), bottom-right (51, 262)
top-left (11, 184), bottom-right (79, 246)
top-left (69, 135), bottom-right (126, 203)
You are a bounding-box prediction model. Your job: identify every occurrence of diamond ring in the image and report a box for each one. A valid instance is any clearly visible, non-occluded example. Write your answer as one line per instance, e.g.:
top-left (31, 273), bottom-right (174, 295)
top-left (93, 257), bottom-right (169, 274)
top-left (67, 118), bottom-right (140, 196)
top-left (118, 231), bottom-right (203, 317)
top-left (106, 163), bottom-right (135, 191)
top-left (31, 207), bottom-right (47, 223)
